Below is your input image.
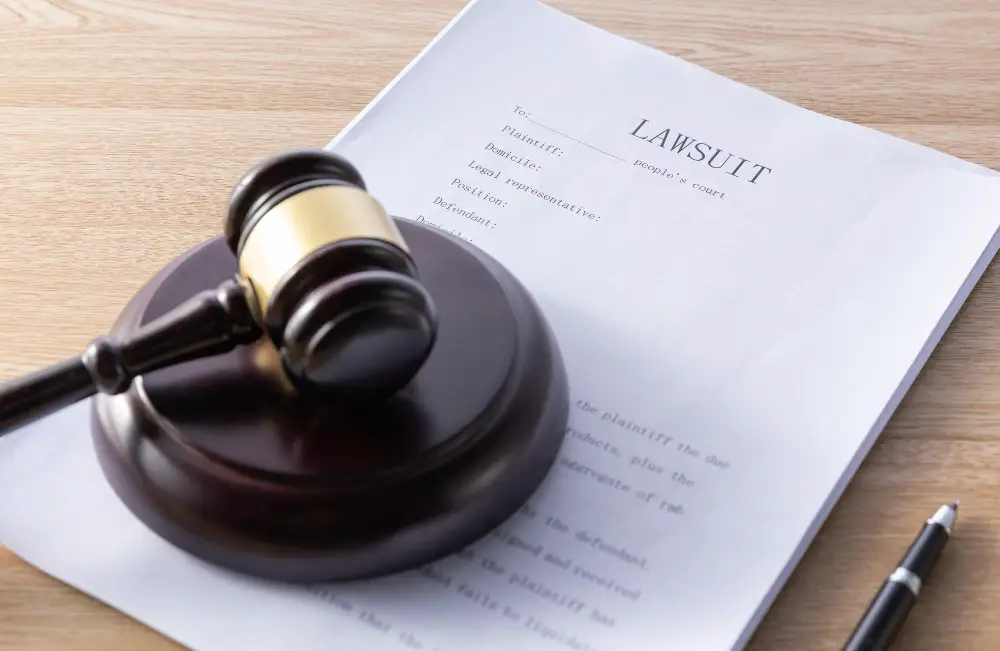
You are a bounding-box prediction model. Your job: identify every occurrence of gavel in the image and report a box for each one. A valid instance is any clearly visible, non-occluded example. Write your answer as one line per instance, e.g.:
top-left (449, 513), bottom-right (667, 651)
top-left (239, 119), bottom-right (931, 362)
top-left (0, 149), bottom-right (438, 435)
top-left (0, 147), bottom-right (569, 582)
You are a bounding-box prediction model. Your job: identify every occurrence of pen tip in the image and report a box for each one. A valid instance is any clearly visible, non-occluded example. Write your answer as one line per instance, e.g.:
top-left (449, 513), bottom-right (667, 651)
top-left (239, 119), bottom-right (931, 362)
top-left (951, 499), bottom-right (960, 510)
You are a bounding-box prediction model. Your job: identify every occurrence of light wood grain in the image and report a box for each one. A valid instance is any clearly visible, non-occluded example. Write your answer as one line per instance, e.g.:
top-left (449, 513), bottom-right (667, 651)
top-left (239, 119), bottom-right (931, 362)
top-left (2, 0), bottom-right (1000, 648)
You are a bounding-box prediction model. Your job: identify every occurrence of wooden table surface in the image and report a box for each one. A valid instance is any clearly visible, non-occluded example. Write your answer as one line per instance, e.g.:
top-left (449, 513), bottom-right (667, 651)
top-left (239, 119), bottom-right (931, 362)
top-left (3, 0), bottom-right (1000, 649)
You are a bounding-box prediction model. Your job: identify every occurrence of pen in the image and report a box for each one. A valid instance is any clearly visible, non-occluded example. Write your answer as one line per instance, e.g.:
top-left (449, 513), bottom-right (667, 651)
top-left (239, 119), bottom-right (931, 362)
top-left (842, 500), bottom-right (958, 651)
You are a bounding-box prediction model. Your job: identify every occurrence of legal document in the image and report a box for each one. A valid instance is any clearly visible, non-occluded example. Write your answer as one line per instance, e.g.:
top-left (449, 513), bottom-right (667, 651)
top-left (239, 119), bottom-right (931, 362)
top-left (3, 0), bottom-right (1000, 649)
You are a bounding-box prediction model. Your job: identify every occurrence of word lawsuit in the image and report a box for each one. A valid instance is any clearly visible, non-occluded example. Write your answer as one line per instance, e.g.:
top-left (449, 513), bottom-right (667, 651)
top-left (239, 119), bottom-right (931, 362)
top-left (627, 118), bottom-right (772, 185)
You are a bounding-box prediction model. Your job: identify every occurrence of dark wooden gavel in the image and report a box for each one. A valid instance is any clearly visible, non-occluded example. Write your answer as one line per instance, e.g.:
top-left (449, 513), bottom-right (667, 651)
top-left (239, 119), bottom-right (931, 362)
top-left (0, 149), bottom-right (439, 435)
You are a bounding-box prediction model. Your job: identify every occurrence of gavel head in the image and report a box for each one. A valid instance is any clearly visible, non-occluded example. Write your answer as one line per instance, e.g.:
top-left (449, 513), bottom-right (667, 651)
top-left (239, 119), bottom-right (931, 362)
top-left (224, 148), bottom-right (437, 402)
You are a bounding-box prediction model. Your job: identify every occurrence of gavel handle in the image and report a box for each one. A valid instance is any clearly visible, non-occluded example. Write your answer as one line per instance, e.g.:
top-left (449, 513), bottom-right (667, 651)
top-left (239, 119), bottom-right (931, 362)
top-left (0, 277), bottom-right (263, 437)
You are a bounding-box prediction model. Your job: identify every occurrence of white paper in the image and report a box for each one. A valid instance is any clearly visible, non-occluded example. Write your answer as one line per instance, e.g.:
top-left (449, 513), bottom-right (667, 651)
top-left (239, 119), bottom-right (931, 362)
top-left (3, 0), bottom-right (1000, 649)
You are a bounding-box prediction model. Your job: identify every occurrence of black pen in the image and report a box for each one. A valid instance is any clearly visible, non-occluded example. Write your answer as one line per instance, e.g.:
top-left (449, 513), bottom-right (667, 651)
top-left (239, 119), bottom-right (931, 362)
top-left (842, 501), bottom-right (958, 651)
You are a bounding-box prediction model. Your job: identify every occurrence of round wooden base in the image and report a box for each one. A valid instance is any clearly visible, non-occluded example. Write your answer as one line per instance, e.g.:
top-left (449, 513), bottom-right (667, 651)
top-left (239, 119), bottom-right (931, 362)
top-left (90, 220), bottom-right (568, 582)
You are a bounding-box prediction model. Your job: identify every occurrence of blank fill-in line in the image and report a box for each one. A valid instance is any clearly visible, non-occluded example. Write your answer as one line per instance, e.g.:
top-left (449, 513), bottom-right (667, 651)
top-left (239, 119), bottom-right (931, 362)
top-left (525, 116), bottom-right (629, 163)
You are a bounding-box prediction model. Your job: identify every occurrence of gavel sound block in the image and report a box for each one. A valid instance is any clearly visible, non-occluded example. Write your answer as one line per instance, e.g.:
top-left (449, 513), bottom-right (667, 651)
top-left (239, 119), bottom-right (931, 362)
top-left (0, 149), bottom-right (569, 582)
